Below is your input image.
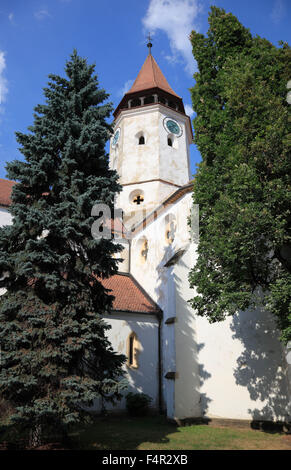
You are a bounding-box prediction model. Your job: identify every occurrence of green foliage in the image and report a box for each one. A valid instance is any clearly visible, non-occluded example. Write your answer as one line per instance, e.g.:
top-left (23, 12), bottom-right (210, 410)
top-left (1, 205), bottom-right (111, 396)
top-left (125, 392), bottom-right (152, 416)
top-left (0, 50), bottom-right (126, 436)
top-left (189, 7), bottom-right (291, 342)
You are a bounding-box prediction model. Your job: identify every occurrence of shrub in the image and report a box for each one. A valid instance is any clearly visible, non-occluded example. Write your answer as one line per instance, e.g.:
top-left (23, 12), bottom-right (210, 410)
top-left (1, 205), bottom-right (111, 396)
top-left (0, 397), bottom-right (14, 424)
top-left (125, 392), bottom-right (152, 416)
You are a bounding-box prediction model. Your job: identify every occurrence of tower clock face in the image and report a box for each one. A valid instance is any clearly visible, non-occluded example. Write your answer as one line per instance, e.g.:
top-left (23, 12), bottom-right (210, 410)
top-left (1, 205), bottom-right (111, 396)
top-left (112, 128), bottom-right (120, 147)
top-left (163, 117), bottom-right (182, 137)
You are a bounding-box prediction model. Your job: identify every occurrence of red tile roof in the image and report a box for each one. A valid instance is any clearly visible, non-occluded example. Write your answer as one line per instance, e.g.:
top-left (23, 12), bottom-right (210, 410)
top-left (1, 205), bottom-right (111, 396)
top-left (128, 53), bottom-right (180, 98)
top-left (0, 178), bottom-right (15, 207)
top-left (101, 273), bottom-right (161, 315)
top-left (28, 272), bottom-right (161, 316)
top-left (113, 53), bottom-right (187, 120)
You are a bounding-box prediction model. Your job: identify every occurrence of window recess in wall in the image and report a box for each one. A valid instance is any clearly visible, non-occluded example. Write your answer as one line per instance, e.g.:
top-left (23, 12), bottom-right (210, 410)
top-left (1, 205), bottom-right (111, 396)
top-left (133, 194), bottom-right (144, 205)
top-left (129, 189), bottom-right (145, 206)
top-left (165, 213), bottom-right (176, 245)
top-left (127, 332), bottom-right (139, 368)
top-left (135, 236), bottom-right (148, 264)
top-left (136, 131), bottom-right (147, 146)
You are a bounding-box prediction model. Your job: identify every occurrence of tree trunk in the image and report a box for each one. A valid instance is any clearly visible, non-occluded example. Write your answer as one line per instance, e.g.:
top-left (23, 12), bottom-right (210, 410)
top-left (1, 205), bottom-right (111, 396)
top-left (28, 424), bottom-right (43, 448)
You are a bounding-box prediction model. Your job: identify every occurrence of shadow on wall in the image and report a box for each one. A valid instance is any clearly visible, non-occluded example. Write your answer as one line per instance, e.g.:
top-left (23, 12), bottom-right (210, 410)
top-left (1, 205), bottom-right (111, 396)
top-left (125, 319), bottom-right (160, 411)
top-left (154, 242), bottom-right (211, 417)
top-left (173, 255), bottom-right (212, 417)
top-left (196, 342), bottom-right (212, 415)
top-left (230, 305), bottom-right (291, 422)
top-left (88, 315), bottom-right (160, 414)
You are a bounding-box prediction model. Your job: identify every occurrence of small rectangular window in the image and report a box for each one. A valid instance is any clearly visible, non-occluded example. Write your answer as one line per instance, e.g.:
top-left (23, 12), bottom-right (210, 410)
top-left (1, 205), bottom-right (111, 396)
top-left (129, 335), bottom-right (134, 365)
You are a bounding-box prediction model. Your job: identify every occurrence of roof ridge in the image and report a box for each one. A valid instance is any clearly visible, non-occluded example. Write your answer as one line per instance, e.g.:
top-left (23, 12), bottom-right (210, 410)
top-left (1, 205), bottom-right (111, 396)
top-left (151, 54), bottom-right (158, 88)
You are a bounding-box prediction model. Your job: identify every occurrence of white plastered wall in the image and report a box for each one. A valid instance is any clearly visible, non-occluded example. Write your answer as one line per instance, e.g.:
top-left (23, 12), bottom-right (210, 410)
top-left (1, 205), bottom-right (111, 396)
top-left (173, 245), bottom-right (201, 420)
top-left (113, 239), bottom-right (129, 273)
top-left (128, 192), bottom-right (290, 421)
top-left (116, 180), bottom-right (179, 224)
top-left (129, 192), bottom-right (195, 419)
top-left (110, 104), bottom-right (191, 219)
top-left (195, 309), bottom-right (291, 421)
top-left (90, 311), bottom-right (160, 412)
top-left (0, 207), bottom-right (13, 295)
top-left (0, 207), bottom-right (12, 227)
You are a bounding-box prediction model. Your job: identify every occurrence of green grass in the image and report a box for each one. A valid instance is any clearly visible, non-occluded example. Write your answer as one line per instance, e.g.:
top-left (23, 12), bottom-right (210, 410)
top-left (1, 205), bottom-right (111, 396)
top-left (69, 415), bottom-right (291, 451)
top-left (1, 415), bottom-right (290, 450)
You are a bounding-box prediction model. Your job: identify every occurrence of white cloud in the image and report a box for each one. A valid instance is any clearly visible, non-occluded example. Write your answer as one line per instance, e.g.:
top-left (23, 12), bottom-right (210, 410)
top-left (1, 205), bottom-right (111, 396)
top-left (184, 103), bottom-right (194, 117)
top-left (142, 0), bottom-right (202, 75)
top-left (270, 0), bottom-right (285, 24)
top-left (163, 51), bottom-right (181, 65)
top-left (8, 12), bottom-right (14, 22)
top-left (0, 51), bottom-right (8, 107)
top-left (34, 9), bottom-right (51, 21)
top-left (118, 79), bottom-right (134, 97)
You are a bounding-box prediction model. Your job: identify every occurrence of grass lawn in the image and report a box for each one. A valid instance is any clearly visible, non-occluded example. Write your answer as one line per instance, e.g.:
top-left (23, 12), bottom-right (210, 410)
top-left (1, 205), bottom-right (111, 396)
top-left (68, 415), bottom-right (291, 451)
top-left (1, 415), bottom-right (290, 450)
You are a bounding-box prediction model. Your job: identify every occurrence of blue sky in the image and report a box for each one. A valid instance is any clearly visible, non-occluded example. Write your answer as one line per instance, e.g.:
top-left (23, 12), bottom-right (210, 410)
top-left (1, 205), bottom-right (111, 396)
top-left (0, 0), bottom-right (290, 180)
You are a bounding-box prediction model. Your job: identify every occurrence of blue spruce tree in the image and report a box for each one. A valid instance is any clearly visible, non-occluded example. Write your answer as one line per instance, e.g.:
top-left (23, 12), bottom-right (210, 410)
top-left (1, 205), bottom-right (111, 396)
top-left (0, 51), bottom-right (126, 447)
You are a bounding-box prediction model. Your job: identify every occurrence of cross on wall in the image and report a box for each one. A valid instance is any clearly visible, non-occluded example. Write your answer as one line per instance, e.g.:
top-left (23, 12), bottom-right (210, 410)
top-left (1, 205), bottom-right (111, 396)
top-left (133, 195), bottom-right (144, 205)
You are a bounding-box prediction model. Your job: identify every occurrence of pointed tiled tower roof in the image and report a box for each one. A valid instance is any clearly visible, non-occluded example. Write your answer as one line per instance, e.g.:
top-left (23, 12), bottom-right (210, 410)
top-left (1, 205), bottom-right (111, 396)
top-left (113, 49), bottom-right (185, 118)
top-left (128, 53), bottom-right (180, 98)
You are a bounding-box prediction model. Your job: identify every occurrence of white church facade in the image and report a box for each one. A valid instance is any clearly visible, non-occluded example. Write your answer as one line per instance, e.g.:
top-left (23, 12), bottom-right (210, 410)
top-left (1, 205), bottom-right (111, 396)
top-left (0, 48), bottom-right (290, 424)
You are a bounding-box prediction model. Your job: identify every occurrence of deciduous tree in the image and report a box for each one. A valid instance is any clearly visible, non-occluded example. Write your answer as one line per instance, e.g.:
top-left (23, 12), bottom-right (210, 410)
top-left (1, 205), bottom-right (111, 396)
top-left (188, 7), bottom-right (291, 343)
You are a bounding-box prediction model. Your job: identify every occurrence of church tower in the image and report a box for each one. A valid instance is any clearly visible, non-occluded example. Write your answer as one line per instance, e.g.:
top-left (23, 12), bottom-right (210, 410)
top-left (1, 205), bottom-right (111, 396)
top-left (110, 40), bottom-right (193, 223)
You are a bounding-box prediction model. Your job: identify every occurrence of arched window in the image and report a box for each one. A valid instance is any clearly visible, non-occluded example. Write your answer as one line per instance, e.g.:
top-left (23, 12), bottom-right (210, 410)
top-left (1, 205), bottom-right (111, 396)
top-left (168, 137), bottom-right (173, 147)
top-left (165, 214), bottom-right (176, 245)
top-left (135, 236), bottom-right (148, 264)
top-left (140, 238), bottom-right (148, 262)
top-left (144, 95), bottom-right (155, 105)
top-left (136, 131), bottom-right (147, 146)
top-left (131, 98), bottom-right (141, 108)
top-left (127, 332), bottom-right (139, 368)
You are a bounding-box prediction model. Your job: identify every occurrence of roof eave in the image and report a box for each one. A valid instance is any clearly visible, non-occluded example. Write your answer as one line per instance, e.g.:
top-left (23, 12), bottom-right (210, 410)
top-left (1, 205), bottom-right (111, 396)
top-left (111, 308), bottom-right (162, 317)
top-left (113, 87), bottom-right (184, 119)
